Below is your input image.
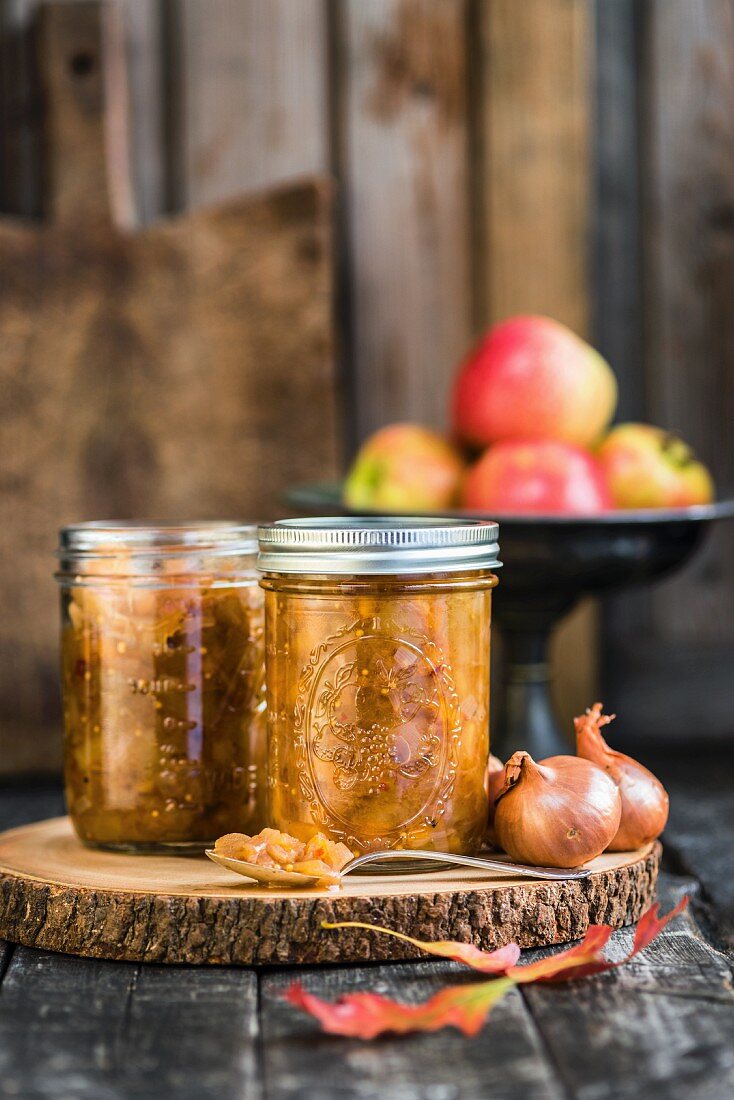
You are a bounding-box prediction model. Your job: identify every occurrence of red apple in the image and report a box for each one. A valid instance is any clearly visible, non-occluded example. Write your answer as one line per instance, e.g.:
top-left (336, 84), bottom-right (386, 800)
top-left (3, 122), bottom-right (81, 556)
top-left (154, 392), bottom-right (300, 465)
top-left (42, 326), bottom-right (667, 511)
top-left (452, 316), bottom-right (617, 449)
top-left (344, 423), bottom-right (465, 512)
top-left (597, 423), bottom-right (714, 508)
top-left (462, 440), bottom-right (613, 515)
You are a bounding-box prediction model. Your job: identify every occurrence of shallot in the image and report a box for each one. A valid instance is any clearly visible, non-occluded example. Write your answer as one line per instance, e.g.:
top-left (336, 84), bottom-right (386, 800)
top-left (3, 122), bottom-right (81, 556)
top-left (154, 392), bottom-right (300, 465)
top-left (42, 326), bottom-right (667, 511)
top-left (494, 751), bottom-right (622, 868)
top-left (575, 703), bottom-right (669, 850)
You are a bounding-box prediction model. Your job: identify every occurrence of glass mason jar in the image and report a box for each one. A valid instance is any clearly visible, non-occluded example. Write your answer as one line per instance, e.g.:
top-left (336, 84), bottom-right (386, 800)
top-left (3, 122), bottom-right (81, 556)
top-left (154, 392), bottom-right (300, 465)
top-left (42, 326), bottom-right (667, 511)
top-left (258, 518), bottom-right (501, 855)
top-left (56, 522), bottom-right (266, 852)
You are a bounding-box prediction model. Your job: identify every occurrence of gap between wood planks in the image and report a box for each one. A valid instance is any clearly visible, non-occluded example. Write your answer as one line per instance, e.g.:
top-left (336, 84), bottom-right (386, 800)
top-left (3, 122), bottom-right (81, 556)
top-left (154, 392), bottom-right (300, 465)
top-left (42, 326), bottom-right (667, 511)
top-left (517, 877), bottom-right (734, 1100)
top-left (0, 940), bottom-right (13, 987)
top-left (117, 962), bottom-right (141, 1067)
top-left (661, 839), bottom-right (733, 956)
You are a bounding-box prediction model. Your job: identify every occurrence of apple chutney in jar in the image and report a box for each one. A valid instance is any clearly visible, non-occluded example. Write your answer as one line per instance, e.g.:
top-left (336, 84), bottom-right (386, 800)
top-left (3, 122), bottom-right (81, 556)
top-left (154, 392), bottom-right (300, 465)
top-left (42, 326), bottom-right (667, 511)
top-left (56, 522), bottom-right (266, 852)
top-left (258, 518), bottom-right (501, 855)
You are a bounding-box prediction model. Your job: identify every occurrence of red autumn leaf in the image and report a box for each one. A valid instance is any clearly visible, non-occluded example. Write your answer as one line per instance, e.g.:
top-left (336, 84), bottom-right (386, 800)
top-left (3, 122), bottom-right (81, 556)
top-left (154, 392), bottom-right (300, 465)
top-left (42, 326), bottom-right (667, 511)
top-left (287, 900), bottom-right (689, 1038)
top-left (285, 977), bottom-right (513, 1039)
top-left (630, 898), bottom-right (688, 955)
top-left (321, 920), bottom-right (521, 974)
top-left (505, 924), bottom-right (614, 984)
top-left (510, 896), bottom-right (689, 984)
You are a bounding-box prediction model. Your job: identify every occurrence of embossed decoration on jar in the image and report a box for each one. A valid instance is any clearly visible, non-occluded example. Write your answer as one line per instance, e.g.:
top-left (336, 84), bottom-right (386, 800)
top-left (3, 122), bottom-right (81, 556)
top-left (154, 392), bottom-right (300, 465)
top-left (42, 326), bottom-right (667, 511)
top-left (258, 518), bottom-right (501, 854)
top-left (56, 522), bottom-right (266, 853)
top-left (300, 619), bottom-right (460, 839)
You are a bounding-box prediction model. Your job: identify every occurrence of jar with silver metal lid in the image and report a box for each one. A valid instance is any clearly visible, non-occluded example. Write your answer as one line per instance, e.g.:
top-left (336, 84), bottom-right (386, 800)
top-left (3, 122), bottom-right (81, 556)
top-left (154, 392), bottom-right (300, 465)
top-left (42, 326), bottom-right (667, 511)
top-left (258, 518), bottom-right (501, 855)
top-left (56, 522), bottom-right (266, 852)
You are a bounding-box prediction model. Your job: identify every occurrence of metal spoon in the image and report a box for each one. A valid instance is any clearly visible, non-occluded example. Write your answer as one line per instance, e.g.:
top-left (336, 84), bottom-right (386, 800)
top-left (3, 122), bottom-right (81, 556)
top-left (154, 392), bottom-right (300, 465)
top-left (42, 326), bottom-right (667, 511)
top-left (205, 847), bottom-right (592, 888)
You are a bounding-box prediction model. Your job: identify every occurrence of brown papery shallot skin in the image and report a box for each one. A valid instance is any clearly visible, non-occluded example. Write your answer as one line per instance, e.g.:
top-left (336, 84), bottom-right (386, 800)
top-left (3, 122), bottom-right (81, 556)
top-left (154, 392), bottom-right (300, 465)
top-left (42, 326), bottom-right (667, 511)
top-left (494, 752), bottom-right (622, 868)
top-left (484, 754), bottom-right (505, 824)
top-left (483, 753), bottom-right (505, 847)
top-left (575, 703), bottom-right (669, 851)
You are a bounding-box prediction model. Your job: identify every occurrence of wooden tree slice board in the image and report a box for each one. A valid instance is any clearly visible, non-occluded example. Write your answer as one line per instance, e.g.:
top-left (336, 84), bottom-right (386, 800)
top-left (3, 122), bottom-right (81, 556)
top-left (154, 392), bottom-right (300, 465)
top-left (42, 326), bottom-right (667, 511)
top-left (0, 818), bottom-right (660, 966)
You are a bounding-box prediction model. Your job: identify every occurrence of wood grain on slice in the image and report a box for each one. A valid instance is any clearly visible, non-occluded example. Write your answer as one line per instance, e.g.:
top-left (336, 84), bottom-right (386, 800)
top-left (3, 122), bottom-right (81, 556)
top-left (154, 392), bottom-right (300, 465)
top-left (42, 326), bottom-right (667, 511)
top-left (0, 817), bottom-right (660, 966)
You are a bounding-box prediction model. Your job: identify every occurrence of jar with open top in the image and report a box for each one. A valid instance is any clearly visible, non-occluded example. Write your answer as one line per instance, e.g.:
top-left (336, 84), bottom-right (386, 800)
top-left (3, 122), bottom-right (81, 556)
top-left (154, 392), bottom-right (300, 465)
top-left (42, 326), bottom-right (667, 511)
top-left (56, 522), bottom-right (266, 852)
top-left (258, 518), bottom-right (501, 855)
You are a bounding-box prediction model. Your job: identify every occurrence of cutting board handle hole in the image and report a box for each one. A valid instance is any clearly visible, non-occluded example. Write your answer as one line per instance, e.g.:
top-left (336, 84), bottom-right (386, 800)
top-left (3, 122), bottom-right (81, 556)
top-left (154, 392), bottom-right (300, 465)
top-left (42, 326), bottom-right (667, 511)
top-left (68, 51), bottom-right (95, 78)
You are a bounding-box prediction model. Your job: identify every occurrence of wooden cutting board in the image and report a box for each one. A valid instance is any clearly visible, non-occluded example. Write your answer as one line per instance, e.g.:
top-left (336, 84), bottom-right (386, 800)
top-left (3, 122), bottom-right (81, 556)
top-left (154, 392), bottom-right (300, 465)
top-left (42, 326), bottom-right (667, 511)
top-left (0, 2), bottom-right (340, 773)
top-left (0, 817), bottom-right (660, 965)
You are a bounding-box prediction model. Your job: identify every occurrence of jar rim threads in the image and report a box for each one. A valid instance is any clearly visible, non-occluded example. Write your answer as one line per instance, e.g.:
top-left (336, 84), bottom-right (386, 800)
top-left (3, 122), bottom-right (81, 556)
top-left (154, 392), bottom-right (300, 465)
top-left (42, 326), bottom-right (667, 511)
top-left (59, 520), bottom-right (258, 555)
top-left (56, 521), bottom-right (259, 586)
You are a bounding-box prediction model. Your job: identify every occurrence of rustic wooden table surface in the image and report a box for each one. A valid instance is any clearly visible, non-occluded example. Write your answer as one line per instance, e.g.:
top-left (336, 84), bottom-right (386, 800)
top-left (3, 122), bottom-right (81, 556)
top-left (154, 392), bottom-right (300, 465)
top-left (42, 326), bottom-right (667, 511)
top-left (0, 749), bottom-right (732, 1100)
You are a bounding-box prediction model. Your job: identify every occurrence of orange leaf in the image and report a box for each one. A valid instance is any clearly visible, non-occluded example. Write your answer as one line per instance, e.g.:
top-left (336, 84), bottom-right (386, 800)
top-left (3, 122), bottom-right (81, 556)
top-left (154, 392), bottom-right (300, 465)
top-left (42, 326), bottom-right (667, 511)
top-left (287, 900), bottom-right (690, 1038)
top-left (322, 920), bottom-right (521, 973)
top-left (284, 977), bottom-right (514, 1039)
top-left (510, 897), bottom-right (689, 984)
top-left (630, 897), bottom-right (688, 955)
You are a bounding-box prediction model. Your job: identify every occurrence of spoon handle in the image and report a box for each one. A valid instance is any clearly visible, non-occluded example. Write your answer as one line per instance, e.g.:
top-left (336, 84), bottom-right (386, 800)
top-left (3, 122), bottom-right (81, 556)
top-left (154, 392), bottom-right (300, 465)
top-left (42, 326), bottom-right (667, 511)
top-left (343, 849), bottom-right (591, 881)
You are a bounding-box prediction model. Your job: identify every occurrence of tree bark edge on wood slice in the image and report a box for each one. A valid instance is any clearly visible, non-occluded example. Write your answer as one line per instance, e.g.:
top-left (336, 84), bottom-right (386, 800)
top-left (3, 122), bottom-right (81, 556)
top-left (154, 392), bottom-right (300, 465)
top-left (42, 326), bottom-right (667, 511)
top-left (0, 829), bottom-right (661, 966)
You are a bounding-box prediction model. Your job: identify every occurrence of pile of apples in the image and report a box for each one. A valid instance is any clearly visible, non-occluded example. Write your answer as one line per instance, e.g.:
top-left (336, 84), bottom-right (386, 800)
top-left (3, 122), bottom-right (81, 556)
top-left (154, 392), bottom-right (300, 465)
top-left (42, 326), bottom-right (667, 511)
top-left (345, 316), bottom-right (714, 515)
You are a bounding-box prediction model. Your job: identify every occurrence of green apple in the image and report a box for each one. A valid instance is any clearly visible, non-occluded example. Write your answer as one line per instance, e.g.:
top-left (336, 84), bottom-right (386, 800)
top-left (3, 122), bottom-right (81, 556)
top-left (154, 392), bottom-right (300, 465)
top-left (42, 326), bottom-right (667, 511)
top-left (344, 424), bottom-right (465, 512)
top-left (597, 423), bottom-right (714, 508)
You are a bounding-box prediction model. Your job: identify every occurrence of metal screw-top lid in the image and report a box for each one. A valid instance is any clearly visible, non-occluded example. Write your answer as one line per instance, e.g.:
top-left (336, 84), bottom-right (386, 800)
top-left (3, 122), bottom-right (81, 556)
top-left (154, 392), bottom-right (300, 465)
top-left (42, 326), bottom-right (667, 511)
top-left (56, 521), bottom-right (259, 581)
top-left (257, 517), bottom-right (501, 575)
top-left (59, 520), bottom-right (258, 555)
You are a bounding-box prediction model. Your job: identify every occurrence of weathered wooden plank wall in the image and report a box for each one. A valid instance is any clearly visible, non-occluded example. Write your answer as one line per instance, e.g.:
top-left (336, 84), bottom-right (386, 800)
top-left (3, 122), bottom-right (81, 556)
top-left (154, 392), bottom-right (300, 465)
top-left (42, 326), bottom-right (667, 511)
top-left (171, 0), bottom-right (329, 208)
top-left (123, 0), bottom-right (165, 222)
top-left (643, 0), bottom-right (734, 643)
top-left (594, 0), bottom-right (648, 697)
top-left (597, 0), bottom-right (734, 742)
top-left (336, 0), bottom-right (473, 437)
top-left (478, 0), bottom-right (591, 335)
top-left (477, 0), bottom-right (596, 727)
top-left (3, 0), bottom-right (733, 771)
top-left (0, 0), bottom-right (168, 219)
top-left (0, 0), bottom-right (339, 774)
top-left (0, 0), bottom-right (598, 774)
